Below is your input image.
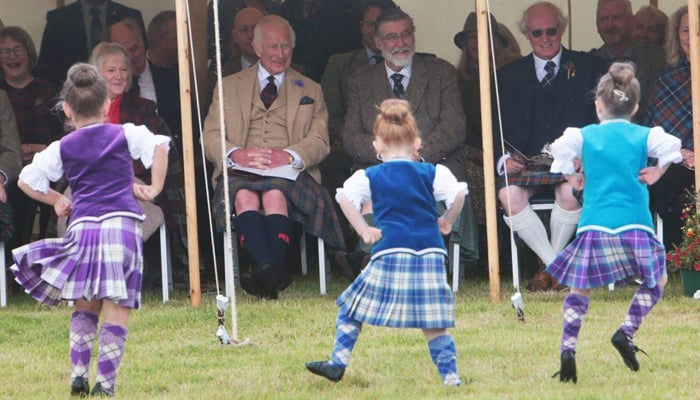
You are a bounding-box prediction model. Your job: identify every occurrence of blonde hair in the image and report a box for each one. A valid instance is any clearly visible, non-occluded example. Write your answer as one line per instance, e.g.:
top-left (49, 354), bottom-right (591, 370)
top-left (89, 42), bottom-right (132, 92)
top-left (665, 6), bottom-right (698, 67)
top-left (595, 62), bottom-right (640, 118)
top-left (373, 99), bottom-right (419, 147)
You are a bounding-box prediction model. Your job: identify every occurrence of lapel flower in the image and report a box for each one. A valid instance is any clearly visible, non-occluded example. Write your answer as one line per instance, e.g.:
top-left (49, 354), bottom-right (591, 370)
top-left (291, 79), bottom-right (304, 88)
top-left (565, 61), bottom-right (576, 79)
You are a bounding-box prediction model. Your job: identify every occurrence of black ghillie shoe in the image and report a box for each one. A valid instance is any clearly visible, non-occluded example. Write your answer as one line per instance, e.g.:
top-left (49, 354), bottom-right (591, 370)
top-left (305, 361), bottom-right (345, 382)
top-left (70, 376), bottom-right (89, 397)
top-left (611, 329), bottom-right (647, 371)
top-left (240, 273), bottom-right (278, 300)
top-left (90, 382), bottom-right (111, 397)
top-left (552, 350), bottom-right (577, 384)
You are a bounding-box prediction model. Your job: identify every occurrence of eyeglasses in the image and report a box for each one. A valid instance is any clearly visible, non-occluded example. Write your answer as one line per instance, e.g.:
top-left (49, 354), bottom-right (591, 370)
top-left (379, 29), bottom-right (414, 44)
top-left (0, 45), bottom-right (27, 58)
top-left (529, 27), bottom-right (558, 38)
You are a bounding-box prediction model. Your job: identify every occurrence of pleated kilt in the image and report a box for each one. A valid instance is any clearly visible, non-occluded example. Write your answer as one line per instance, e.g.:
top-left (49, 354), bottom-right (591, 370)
top-left (11, 217), bottom-right (144, 309)
top-left (337, 251), bottom-right (455, 329)
top-left (497, 171), bottom-right (566, 189)
top-left (546, 229), bottom-right (666, 289)
top-left (212, 171), bottom-right (345, 249)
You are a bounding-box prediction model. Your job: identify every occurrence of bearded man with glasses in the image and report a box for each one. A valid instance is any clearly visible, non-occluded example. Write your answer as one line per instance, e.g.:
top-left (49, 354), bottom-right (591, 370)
top-left (340, 7), bottom-right (475, 279)
top-left (494, 1), bottom-right (607, 292)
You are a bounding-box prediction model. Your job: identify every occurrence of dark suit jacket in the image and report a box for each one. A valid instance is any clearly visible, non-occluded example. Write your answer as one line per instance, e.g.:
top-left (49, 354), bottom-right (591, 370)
top-left (495, 48), bottom-right (607, 159)
top-left (590, 43), bottom-right (665, 120)
top-left (321, 48), bottom-right (370, 144)
top-left (38, 1), bottom-right (146, 82)
top-left (342, 54), bottom-right (466, 175)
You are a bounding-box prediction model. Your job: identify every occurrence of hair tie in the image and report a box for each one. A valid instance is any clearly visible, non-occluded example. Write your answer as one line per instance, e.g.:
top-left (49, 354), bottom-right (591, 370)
top-left (613, 89), bottom-right (629, 103)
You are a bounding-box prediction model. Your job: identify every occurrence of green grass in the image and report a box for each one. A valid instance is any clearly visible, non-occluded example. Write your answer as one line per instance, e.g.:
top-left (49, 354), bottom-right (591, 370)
top-left (1, 272), bottom-right (699, 399)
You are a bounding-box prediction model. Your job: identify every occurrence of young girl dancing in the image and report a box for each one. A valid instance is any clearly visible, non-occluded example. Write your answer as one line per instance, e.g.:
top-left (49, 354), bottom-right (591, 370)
top-left (546, 62), bottom-right (682, 383)
top-left (11, 63), bottom-right (170, 397)
top-left (305, 99), bottom-right (467, 386)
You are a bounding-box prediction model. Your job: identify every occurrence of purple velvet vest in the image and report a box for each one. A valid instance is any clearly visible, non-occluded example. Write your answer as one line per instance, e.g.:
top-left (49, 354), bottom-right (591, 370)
top-left (61, 123), bottom-right (142, 220)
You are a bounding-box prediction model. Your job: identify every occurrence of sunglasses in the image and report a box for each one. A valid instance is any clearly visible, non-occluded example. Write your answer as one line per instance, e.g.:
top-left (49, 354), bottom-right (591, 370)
top-left (529, 27), bottom-right (558, 38)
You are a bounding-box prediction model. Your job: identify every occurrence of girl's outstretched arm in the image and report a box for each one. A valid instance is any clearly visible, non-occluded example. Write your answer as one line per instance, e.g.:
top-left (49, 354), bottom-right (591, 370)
top-left (133, 144), bottom-right (168, 201)
top-left (337, 193), bottom-right (382, 245)
top-left (438, 190), bottom-right (465, 235)
top-left (18, 180), bottom-right (71, 216)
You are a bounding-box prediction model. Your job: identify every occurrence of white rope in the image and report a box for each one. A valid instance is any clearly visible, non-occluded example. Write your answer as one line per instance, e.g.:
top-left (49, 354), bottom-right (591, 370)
top-left (484, 1), bottom-right (524, 321)
top-left (185, 0), bottom-right (242, 343)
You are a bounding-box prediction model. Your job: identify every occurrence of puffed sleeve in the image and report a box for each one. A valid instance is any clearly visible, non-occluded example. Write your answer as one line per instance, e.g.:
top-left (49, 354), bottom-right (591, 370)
top-left (123, 123), bottom-right (171, 169)
top-left (433, 164), bottom-right (468, 208)
top-left (18, 141), bottom-right (63, 193)
top-left (647, 126), bottom-right (682, 167)
top-left (335, 169), bottom-right (370, 211)
top-left (550, 127), bottom-right (583, 175)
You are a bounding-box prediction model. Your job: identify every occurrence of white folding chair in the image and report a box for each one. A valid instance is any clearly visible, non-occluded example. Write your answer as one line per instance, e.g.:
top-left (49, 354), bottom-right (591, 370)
top-left (447, 242), bottom-right (461, 293)
top-left (0, 242), bottom-right (6, 307)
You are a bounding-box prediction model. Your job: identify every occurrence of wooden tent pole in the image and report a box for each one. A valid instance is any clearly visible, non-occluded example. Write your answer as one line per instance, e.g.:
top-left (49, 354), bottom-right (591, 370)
top-left (175, 0), bottom-right (202, 307)
top-left (475, 0), bottom-right (500, 303)
top-left (689, 0), bottom-right (700, 192)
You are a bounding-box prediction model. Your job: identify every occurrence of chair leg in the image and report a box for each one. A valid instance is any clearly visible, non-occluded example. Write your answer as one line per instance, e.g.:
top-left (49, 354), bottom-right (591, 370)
top-left (300, 231), bottom-right (308, 276)
top-left (510, 231), bottom-right (521, 290)
top-left (0, 241), bottom-right (6, 307)
top-left (451, 242), bottom-right (460, 293)
top-left (318, 237), bottom-right (326, 295)
top-left (224, 231), bottom-right (236, 301)
top-left (160, 223), bottom-right (171, 303)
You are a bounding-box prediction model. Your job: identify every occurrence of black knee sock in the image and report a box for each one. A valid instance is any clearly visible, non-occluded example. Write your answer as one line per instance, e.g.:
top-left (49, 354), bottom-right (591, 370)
top-left (234, 211), bottom-right (272, 268)
top-left (266, 214), bottom-right (292, 265)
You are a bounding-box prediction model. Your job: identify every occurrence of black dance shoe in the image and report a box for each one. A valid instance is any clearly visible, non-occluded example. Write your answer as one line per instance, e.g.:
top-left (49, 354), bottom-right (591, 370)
top-left (70, 376), bottom-right (89, 397)
top-left (305, 361), bottom-right (345, 382)
top-left (611, 329), bottom-right (647, 371)
top-left (240, 273), bottom-right (278, 300)
top-left (90, 382), bottom-right (111, 397)
top-left (552, 350), bottom-right (577, 383)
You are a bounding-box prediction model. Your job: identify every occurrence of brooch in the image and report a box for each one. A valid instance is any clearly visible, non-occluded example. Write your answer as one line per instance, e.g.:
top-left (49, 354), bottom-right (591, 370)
top-left (565, 61), bottom-right (576, 79)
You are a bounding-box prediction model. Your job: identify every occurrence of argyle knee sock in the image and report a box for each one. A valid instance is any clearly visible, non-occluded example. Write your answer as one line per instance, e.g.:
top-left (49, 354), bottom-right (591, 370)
top-left (70, 311), bottom-right (99, 380)
top-left (561, 293), bottom-right (589, 353)
top-left (427, 334), bottom-right (461, 386)
top-left (504, 205), bottom-right (556, 265)
top-left (95, 323), bottom-right (128, 396)
top-left (330, 311), bottom-right (362, 367)
top-left (234, 211), bottom-right (272, 268)
top-left (266, 214), bottom-right (292, 264)
top-left (550, 204), bottom-right (581, 252)
top-left (620, 284), bottom-right (663, 338)
top-left (357, 213), bottom-right (375, 254)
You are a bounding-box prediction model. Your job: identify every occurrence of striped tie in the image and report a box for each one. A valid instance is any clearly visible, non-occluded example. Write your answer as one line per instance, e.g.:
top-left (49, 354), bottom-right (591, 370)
top-left (542, 61), bottom-right (556, 88)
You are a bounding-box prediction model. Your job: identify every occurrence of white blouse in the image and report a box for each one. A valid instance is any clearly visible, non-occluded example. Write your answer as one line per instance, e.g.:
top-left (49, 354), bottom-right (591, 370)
top-left (19, 123), bottom-right (171, 194)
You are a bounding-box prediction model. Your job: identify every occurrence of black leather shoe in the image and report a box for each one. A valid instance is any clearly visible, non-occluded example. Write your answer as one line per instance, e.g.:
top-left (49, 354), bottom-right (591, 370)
top-left (278, 272), bottom-right (293, 291)
top-left (552, 350), bottom-right (577, 383)
top-left (255, 262), bottom-right (285, 295)
top-left (70, 376), bottom-right (89, 397)
top-left (611, 329), bottom-right (646, 371)
top-left (306, 360), bottom-right (345, 382)
top-left (240, 273), bottom-right (278, 300)
top-left (90, 382), bottom-right (111, 397)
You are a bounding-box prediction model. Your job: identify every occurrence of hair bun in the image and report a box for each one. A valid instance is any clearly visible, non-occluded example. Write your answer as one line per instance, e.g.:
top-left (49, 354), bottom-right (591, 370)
top-left (379, 99), bottom-right (410, 124)
top-left (68, 64), bottom-right (99, 88)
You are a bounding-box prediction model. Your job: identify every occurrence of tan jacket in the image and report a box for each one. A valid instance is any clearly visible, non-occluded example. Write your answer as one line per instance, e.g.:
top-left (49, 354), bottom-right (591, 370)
top-left (202, 64), bottom-right (329, 183)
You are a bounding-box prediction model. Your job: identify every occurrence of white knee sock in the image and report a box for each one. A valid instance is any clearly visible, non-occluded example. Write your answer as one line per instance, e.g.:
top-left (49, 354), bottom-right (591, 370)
top-left (550, 204), bottom-right (581, 252)
top-left (504, 205), bottom-right (556, 265)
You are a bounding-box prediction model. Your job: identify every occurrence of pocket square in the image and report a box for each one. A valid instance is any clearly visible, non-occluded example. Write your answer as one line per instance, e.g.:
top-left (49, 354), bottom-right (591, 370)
top-left (299, 96), bottom-right (315, 105)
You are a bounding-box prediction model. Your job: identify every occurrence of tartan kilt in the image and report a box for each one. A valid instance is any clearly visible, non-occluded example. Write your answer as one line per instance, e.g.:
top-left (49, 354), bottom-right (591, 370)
top-left (497, 171), bottom-right (566, 189)
top-left (546, 229), bottom-right (666, 289)
top-left (11, 217), bottom-right (144, 309)
top-left (212, 171), bottom-right (345, 249)
top-left (0, 199), bottom-right (13, 242)
top-left (337, 251), bottom-right (455, 329)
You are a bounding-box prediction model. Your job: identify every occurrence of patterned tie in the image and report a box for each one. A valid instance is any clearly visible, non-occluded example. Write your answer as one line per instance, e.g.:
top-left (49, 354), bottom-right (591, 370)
top-left (260, 76), bottom-right (277, 109)
top-left (370, 54), bottom-right (384, 65)
top-left (390, 73), bottom-right (405, 98)
top-left (542, 61), bottom-right (556, 88)
top-left (89, 7), bottom-right (103, 50)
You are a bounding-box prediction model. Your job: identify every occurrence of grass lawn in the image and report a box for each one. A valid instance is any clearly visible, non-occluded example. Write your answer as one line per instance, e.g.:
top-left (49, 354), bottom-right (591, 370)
top-left (1, 271), bottom-right (698, 399)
